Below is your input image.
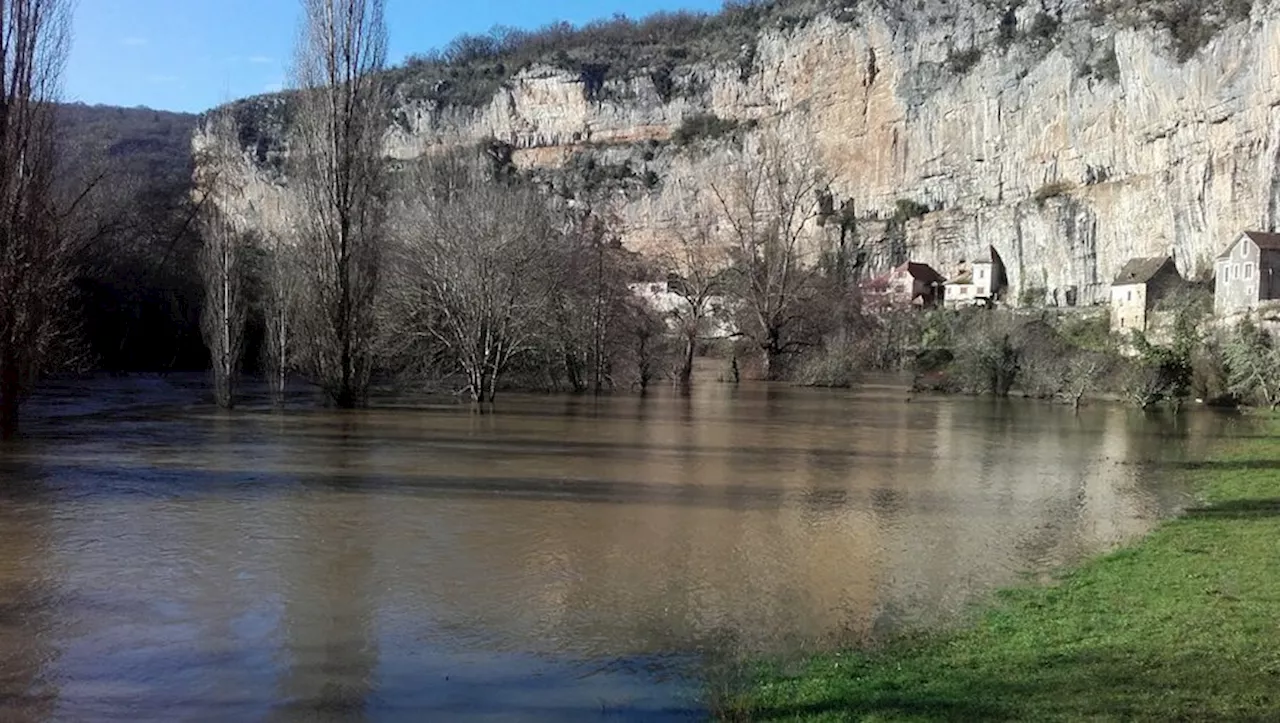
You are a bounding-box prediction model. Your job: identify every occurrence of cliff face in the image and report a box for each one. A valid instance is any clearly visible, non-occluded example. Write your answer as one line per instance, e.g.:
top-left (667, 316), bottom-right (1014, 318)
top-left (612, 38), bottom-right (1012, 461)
top-left (197, 0), bottom-right (1280, 306)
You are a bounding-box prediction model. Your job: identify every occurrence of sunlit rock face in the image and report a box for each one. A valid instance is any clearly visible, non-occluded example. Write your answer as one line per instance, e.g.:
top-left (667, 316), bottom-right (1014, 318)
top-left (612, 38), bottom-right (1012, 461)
top-left (195, 0), bottom-right (1280, 306)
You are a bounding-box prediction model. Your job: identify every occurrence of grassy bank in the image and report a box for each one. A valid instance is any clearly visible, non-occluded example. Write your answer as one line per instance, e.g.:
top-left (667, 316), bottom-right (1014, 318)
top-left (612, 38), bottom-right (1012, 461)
top-left (726, 421), bottom-right (1280, 721)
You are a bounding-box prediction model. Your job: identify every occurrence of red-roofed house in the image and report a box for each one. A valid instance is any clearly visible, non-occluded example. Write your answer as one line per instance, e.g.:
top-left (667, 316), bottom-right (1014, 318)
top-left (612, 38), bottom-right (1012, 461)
top-left (862, 262), bottom-right (946, 311)
top-left (1214, 231), bottom-right (1280, 315)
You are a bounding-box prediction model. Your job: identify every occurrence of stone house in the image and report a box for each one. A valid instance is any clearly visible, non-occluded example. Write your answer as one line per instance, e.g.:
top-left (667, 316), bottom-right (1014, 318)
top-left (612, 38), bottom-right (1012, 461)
top-left (1213, 231), bottom-right (1280, 316)
top-left (1109, 256), bottom-right (1182, 335)
top-left (862, 262), bottom-right (945, 311)
top-left (944, 246), bottom-right (1007, 308)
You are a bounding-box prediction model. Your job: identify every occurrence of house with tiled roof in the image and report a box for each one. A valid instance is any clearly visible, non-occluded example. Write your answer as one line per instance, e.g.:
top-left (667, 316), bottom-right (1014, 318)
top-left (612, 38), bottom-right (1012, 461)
top-left (1214, 231), bottom-right (1280, 316)
top-left (944, 246), bottom-right (1007, 308)
top-left (1109, 256), bottom-right (1182, 335)
top-left (861, 261), bottom-right (946, 311)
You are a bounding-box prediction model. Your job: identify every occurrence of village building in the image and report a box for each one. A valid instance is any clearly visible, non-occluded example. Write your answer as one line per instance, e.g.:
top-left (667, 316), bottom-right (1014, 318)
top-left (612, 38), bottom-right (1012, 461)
top-left (1213, 231), bottom-right (1280, 316)
top-left (1109, 256), bottom-right (1182, 335)
top-left (861, 262), bottom-right (945, 311)
top-left (627, 279), bottom-right (736, 339)
top-left (944, 246), bottom-right (1007, 308)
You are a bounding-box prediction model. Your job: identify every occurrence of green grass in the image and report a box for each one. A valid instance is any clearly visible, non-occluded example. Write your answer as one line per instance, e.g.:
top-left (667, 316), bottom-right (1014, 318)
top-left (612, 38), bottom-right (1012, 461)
top-left (725, 424), bottom-right (1280, 721)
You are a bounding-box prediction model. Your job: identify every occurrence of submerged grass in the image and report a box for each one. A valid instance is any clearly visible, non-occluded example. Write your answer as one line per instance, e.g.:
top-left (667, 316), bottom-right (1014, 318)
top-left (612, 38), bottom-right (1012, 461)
top-left (725, 420), bottom-right (1280, 722)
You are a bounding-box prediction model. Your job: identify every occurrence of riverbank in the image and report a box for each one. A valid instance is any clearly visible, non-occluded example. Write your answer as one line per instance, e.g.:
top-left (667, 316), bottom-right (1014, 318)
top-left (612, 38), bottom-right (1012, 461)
top-left (724, 417), bottom-right (1280, 721)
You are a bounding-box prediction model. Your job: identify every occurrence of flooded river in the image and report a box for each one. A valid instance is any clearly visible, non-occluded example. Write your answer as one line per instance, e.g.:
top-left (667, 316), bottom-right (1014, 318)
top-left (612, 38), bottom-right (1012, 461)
top-left (0, 375), bottom-right (1242, 721)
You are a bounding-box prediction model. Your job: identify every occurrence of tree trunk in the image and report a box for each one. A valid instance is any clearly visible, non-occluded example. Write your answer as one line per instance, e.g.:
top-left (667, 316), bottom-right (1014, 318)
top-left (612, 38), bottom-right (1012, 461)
top-left (762, 328), bottom-right (783, 382)
top-left (270, 309), bottom-right (289, 406)
top-left (679, 333), bottom-right (695, 388)
top-left (466, 364), bottom-right (483, 404)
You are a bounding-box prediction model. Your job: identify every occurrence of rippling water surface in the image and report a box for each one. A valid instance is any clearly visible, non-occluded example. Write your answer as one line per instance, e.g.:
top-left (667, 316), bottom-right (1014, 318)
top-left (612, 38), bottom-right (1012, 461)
top-left (0, 374), bottom-right (1242, 721)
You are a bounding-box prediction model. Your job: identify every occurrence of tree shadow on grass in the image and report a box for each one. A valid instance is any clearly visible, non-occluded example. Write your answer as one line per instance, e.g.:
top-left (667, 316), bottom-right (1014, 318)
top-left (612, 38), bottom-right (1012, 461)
top-left (746, 693), bottom-right (1013, 722)
top-left (1184, 498), bottom-right (1280, 519)
top-left (1168, 459), bottom-right (1280, 472)
top-left (738, 642), bottom-right (1280, 722)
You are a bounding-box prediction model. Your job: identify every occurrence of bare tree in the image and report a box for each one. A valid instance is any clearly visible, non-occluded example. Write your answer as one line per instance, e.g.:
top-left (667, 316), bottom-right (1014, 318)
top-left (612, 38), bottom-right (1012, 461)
top-left (196, 205), bottom-right (248, 408)
top-left (289, 0), bottom-right (388, 408)
top-left (194, 114), bottom-right (249, 408)
top-left (0, 0), bottom-right (75, 438)
top-left (665, 214), bottom-right (727, 388)
top-left (709, 135), bottom-right (826, 380)
top-left (388, 157), bottom-right (559, 403)
top-left (1059, 352), bottom-right (1112, 410)
top-left (261, 235), bottom-right (301, 406)
top-left (558, 210), bottom-right (644, 394)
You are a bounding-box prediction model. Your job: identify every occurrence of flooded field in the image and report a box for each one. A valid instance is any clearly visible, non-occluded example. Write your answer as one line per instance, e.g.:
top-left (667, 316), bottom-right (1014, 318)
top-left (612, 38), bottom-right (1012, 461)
top-left (0, 375), bottom-right (1242, 721)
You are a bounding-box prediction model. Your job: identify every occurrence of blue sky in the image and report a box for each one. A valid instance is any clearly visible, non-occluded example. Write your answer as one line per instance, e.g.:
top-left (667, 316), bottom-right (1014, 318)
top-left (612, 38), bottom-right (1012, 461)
top-left (65, 0), bottom-right (725, 113)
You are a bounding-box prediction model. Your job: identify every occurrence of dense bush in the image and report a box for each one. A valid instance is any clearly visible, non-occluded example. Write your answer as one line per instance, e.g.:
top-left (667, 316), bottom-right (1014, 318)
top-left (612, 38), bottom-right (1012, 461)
top-left (1033, 180), bottom-right (1073, 204)
top-left (1100, 0), bottom-right (1253, 63)
top-left (793, 338), bottom-right (863, 387)
top-left (671, 112), bottom-right (751, 145)
top-left (892, 199), bottom-right (931, 223)
top-left (946, 47), bottom-right (983, 74)
top-left (1019, 286), bottom-right (1048, 307)
top-left (1223, 318), bottom-right (1280, 409)
top-left (1084, 44), bottom-right (1122, 83)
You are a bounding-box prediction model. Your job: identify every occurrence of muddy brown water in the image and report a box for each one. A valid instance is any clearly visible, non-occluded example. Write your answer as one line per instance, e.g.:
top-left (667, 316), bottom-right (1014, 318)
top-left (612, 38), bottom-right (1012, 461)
top-left (0, 375), bottom-right (1244, 721)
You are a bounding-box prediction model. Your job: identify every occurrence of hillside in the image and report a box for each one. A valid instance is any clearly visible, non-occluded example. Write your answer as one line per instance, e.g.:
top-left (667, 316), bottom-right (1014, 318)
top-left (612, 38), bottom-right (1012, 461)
top-left (56, 103), bottom-right (206, 372)
top-left (200, 0), bottom-right (1279, 306)
top-left (57, 103), bottom-right (197, 192)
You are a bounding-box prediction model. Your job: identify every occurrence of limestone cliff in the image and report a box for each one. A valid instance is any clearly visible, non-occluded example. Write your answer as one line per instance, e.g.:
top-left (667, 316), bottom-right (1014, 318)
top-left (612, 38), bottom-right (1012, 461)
top-left (196, 0), bottom-right (1280, 306)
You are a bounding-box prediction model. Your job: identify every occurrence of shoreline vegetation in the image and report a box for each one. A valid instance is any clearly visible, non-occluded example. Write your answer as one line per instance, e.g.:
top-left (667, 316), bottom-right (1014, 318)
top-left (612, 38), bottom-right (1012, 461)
top-left (718, 414), bottom-right (1280, 722)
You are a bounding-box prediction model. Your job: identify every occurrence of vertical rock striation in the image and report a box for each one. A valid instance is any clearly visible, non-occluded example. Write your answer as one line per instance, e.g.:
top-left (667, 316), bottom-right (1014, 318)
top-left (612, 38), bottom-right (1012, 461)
top-left (196, 0), bottom-right (1280, 306)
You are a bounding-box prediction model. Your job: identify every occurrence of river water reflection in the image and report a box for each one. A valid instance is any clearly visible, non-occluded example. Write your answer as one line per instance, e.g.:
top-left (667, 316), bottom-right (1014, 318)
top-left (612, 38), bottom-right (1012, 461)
top-left (0, 375), bottom-right (1244, 721)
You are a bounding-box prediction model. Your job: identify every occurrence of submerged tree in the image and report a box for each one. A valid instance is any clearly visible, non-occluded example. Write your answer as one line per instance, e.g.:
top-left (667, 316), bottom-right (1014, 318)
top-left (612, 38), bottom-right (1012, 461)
top-left (194, 113), bottom-right (249, 408)
top-left (0, 0), bottom-right (76, 438)
top-left (197, 205), bottom-right (248, 408)
top-left (261, 233), bottom-right (301, 406)
top-left (388, 155), bottom-right (561, 403)
top-left (289, 0), bottom-right (389, 408)
top-left (709, 135), bottom-right (826, 380)
top-left (665, 213), bottom-right (727, 389)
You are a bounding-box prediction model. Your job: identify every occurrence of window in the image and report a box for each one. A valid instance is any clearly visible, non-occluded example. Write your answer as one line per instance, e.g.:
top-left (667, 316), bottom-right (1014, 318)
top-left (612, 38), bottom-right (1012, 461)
top-left (1246, 263), bottom-right (1255, 280)
top-left (1127, 290), bottom-right (1132, 302)
top-left (978, 268), bottom-right (985, 280)
top-left (1120, 317), bottom-right (1126, 328)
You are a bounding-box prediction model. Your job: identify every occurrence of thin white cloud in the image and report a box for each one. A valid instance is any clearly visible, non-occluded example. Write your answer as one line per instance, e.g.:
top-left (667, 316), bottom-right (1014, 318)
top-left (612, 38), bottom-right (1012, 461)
top-left (122, 36), bottom-right (147, 47)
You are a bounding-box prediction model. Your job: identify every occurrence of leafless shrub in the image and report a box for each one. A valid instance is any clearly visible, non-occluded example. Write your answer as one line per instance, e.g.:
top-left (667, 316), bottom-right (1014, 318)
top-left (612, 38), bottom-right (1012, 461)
top-left (387, 156), bottom-right (561, 402)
